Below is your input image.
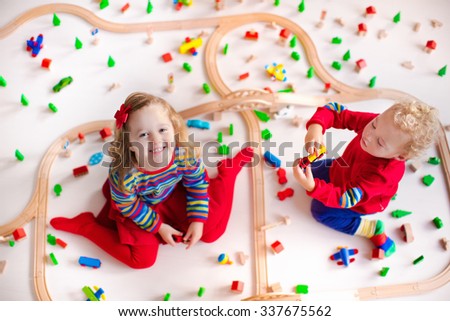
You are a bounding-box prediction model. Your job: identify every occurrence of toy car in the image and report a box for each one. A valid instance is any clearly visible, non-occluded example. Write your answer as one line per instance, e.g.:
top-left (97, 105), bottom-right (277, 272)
top-left (186, 119), bottom-right (210, 130)
top-left (53, 76), bottom-right (73, 92)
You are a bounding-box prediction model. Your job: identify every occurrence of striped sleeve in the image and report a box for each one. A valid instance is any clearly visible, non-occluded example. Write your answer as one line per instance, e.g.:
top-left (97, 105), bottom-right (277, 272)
top-left (179, 158), bottom-right (209, 222)
top-left (109, 171), bottom-right (161, 233)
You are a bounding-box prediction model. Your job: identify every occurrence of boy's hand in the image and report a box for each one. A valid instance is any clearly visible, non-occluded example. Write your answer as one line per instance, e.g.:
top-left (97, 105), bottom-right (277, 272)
top-left (158, 223), bottom-right (183, 247)
top-left (304, 123), bottom-right (324, 157)
top-left (184, 222), bottom-right (204, 250)
top-left (293, 162), bottom-right (315, 192)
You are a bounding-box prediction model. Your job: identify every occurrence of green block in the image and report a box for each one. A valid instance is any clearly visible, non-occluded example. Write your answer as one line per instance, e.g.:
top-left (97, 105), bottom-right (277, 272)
top-left (392, 209), bottom-right (412, 218)
top-left (428, 157), bottom-right (441, 165)
top-left (15, 149), bottom-right (24, 161)
top-left (108, 55), bottom-right (115, 67)
top-left (391, 194), bottom-right (397, 200)
top-left (147, 1), bottom-right (153, 14)
top-left (99, 0), bottom-right (109, 10)
top-left (331, 37), bottom-right (342, 44)
top-left (0, 75), bottom-right (7, 87)
top-left (218, 144), bottom-right (229, 155)
top-left (343, 50), bottom-right (351, 61)
top-left (223, 43), bottom-right (229, 55)
top-left (289, 36), bottom-right (297, 48)
top-left (47, 234), bottom-right (57, 245)
top-left (433, 217), bottom-right (443, 229)
top-left (183, 62), bottom-right (192, 72)
top-left (307, 66), bottom-right (314, 78)
top-left (277, 88), bottom-right (294, 93)
top-left (438, 65), bottom-right (447, 77)
top-left (413, 255), bottom-right (424, 265)
top-left (331, 61), bottom-right (342, 70)
top-left (82, 286), bottom-right (99, 301)
top-left (422, 174), bottom-right (435, 186)
top-left (274, 0), bottom-right (280, 7)
top-left (291, 51), bottom-right (300, 61)
top-left (202, 83), bottom-right (210, 94)
top-left (197, 287), bottom-right (205, 297)
top-left (53, 13), bottom-right (61, 26)
top-left (261, 128), bottom-right (272, 140)
top-left (295, 284), bottom-right (308, 294)
top-left (254, 110), bottom-right (270, 122)
top-left (380, 267), bottom-right (390, 277)
top-left (48, 103), bottom-right (58, 113)
top-left (217, 132), bottom-right (223, 143)
top-left (163, 293), bottom-right (171, 301)
top-left (9, 240), bottom-right (15, 247)
top-left (369, 76), bottom-right (377, 88)
top-left (229, 124), bottom-right (234, 136)
top-left (75, 37), bottom-right (83, 49)
top-left (54, 183), bottom-right (62, 196)
top-left (49, 253), bottom-right (58, 265)
top-left (393, 12), bottom-right (401, 23)
top-left (21, 94), bottom-right (29, 106)
top-left (298, 0), bottom-right (305, 13)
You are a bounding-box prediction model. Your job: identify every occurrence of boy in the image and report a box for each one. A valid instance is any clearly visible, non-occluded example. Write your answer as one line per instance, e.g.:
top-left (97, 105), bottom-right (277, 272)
top-left (293, 101), bottom-right (439, 256)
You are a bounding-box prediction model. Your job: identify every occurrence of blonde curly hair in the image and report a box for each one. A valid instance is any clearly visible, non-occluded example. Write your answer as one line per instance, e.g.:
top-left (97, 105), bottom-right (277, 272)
top-left (389, 100), bottom-right (440, 159)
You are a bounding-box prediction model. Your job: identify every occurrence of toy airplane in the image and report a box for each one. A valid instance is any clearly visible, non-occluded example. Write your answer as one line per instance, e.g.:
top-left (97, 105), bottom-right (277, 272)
top-left (265, 63), bottom-right (287, 82)
top-left (329, 247), bottom-right (358, 267)
top-left (82, 285), bottom-right (106, 301)
top-left (26, 34), bottom-right (43, 57)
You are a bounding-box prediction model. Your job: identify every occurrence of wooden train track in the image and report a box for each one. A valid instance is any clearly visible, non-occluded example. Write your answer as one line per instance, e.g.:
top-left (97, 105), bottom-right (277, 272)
top-left (0, 4), bottom-right (448, 301)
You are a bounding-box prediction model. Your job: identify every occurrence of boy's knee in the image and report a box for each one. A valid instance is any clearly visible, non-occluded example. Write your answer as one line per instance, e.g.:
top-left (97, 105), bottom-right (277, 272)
top-left (127, 254), bottom-right (157, 269)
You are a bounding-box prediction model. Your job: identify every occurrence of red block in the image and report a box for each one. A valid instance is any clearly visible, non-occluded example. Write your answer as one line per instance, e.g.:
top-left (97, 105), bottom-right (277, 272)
top-left (162, 53), bottom-right (173, 63)
top-left (279, 28), bottom-right (291, 39)
top-left (73, 165), bottom-right (89, 177)
top-left (100, 127), bottom-right (112, 140)
top-left (230, 280), bottom-right (244, 293)
top-left (239, 72), bottom-right (249, 80)
top-left (365, 6), bottom-right (376, 15)
top-left (277, 168), bottom-right (287, 184)
top-left (56, 238), bottom-right (68, 248)
top-left (41, 58), bottom-right (52, 69)
top-left (12, 228), bottom-right (26, 241)
top-left (244, 30), bottom-right (259, 41)
top-left (358, 23), bottom-right (367, 32)
top-left (270, 240), bottom-right (284, 254)
top-left (121, 3), bottom-right (130, 13)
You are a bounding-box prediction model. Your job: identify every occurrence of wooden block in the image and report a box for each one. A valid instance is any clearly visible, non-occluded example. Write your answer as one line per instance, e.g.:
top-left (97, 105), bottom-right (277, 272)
top-left (269, 282), bottom-right (282, 293)
top-left (0, 260), bottom-right (6, 274)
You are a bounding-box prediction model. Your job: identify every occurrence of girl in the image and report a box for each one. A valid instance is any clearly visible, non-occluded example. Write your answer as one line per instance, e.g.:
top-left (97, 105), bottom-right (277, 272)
top-left (51, 92), bottom-right (253, 269)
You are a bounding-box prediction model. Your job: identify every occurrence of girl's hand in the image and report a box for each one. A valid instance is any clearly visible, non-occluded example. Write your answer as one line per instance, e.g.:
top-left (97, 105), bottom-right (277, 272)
top-left (184, 222), bottom-right (204, 250)
top-left (293, 162), bottom-right (315, 192)
top-left (304, 123), bottom-right (324, 157)
top-left (158, 223), bottom-right (183, 247)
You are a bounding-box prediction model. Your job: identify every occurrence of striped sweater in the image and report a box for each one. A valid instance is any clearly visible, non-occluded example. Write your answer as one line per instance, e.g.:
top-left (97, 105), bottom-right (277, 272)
top-left (109, 148), bottom-right (209, 233)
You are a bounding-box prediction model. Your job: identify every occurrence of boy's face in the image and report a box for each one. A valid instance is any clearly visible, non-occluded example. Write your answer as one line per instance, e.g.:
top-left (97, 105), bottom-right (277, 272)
top-left (127, 104), bottom-right (175, 170)
top-left (360, 108), bottom-right (411, 159)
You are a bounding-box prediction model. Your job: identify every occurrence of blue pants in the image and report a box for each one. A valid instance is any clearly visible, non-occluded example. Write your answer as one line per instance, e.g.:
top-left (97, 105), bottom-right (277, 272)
top-left (310, 159), bottom-right (366, 236)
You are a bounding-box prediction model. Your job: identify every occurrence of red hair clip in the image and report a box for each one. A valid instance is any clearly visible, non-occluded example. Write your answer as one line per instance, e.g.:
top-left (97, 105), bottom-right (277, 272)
top-left (114, 104), bottom-right (131, 129)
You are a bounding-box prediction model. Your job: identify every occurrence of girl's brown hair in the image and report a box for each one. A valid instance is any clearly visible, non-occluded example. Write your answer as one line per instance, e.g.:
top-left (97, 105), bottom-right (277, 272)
top-left (109, 92), bottom-right (197, 192)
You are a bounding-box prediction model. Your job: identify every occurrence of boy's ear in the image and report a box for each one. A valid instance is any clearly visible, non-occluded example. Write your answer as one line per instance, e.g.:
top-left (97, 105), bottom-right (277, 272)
top-left (395, 154), bottom-right (407, 161)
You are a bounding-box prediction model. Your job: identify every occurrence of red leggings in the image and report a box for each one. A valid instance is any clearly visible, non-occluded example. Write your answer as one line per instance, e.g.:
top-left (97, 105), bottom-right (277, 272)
top-left (51, 152), bottom-right (249, 269)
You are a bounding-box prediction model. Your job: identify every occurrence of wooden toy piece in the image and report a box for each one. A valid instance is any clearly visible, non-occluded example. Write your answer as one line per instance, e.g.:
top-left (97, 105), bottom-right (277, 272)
top-left (263, 150), bottom-right (281, 168)
top-left (79, 256), bottom-right (101, 268)
top-left (377, 29), bottom-right (388, 39)
top-left (413, 255), bottom-right (424, 265)
top-left (277, 188), bottom-right (294, 201)
top-left (0, 260), bottom-right (6, 274)
top-left (401, 61), bottom-right (415, 70)
top-left (357, 23), bottom-right (367, 36)
top-left (433, 217), bottom-right (443, 229)
top-left (230, 280), bottom-right (244, 293)
top-left (266, 21), bottom-right (277, 29)
top-left (12, 227), bottom-right (26, 241)
top-left (380, 267), bottom-right (389, 277)
top-left (239, 72), bottom-right (249, 80)
top-left (161, 52), bottom-right (173, 63)
top-left (213, 111), bottom-right (222, 121)
top-left (320, 10), bottom-right (327, 20)
top-left (215, 0), bottom-right (224, 11)
top-left (244, 30), bottom-right (258, 41)
top-left (323, 82), bottom-right (331, 93)
top-left (424, 40), bottom-right (437, 54)
top-left (441, 237), bottom-right (449, 251)
top-left (269, 282), bottom-right (282, 293)
top-left (73, 165), bottom-right (89, 177)
top-left (146, 28), bottom-right (154, 45)
top-left (197, 286), bottom-right (205, 297)
top-left (413, 22), bottom-right (421, 32)
top-left (371, 248), bottom-right (385, 260)
top-left (292, 115), bottom-right (303, 127)
top-left (121, 3), bottom-right (130, 13)
top-left (295, 284), bottom-right (309, 294)
top-left (400, 223), bottom-right (414, 243)
top-left (355, 59), bottom-right (367, 73)
top-left (246, 54), bottom-right (256, 63)
top-left (430, 19), bottom-right (443, 28)
top-left (278, 28), bottom-right (291, 46)
top-left (330, 247), bottom-right (358, 266)
top-left (217, 253), bottom-right (233, 265)
top-left (237, 251), bottom-right (249, 265)
top-left (391, 209), bottom-right (412, 218)
top-left (48, 253), bottom-right (58, 265)
top-left (41, 58), bottom-right (51, 69)
top-left (270, 240), bottom-right (284, 254)
top-left (260, 216), bottom-right (291, 231)
top-left (276, 168), bottom-right (287, 184)
top-left (315, 21), bottom-right (324, 29)
top-left (409, 160), bottom-right (422, 172)
top-left (172, 234), bottom-right (184, 243)
top-left (335, 18), bottom-right (345, 27)
top-left (78, 132), bottom-right (85, 144)
top-left (56, 238), bottom-right (67, 248)
top-left (163, 293), bottom-right (170, 301)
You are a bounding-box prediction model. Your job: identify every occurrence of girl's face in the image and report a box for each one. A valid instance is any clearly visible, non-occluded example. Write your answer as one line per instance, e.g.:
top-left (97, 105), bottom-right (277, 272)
top-left (360, 108), bottom-right (411, 160)
top-left (127, 104), bottom-right (175, 171)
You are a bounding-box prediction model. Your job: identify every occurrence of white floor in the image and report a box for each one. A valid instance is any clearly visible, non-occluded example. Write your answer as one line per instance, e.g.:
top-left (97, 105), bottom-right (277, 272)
top-left (1, 0), bottom-right (449, 301)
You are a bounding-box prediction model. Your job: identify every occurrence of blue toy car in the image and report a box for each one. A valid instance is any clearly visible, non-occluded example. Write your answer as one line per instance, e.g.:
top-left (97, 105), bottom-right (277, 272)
top-left (78, 256), bottom-right (101, 268)
top-left (187, 119), bottom-right (210, 130)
